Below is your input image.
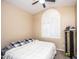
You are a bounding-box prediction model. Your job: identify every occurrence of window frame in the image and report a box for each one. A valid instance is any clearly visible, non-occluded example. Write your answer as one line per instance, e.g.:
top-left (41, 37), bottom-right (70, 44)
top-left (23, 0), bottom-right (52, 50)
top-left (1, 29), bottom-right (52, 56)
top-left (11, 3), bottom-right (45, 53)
top-left (41, 9), bottom-right (61, 38)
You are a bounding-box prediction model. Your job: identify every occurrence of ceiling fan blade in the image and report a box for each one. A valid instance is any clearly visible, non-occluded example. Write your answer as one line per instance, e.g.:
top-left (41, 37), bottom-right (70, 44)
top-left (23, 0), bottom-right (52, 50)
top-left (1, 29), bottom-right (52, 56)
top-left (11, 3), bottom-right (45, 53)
top-left (32, 1), bottom-right (39, 5)
top-left (45, 0), bottom-right (55, 2)
top-left (42, 3), bottom-right (46, 8)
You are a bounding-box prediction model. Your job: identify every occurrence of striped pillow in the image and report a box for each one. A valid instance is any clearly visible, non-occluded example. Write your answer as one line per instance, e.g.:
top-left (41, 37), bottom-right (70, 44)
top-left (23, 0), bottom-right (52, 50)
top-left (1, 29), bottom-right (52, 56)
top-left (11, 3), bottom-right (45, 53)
top-left (10, 41), bottom-right (21, 47)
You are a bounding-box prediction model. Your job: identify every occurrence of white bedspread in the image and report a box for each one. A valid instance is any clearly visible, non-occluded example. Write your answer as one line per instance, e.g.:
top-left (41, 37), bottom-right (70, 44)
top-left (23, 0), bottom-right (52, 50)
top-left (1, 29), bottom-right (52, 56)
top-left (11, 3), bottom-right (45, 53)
top-left (4, 40), bottom-right (56, 59)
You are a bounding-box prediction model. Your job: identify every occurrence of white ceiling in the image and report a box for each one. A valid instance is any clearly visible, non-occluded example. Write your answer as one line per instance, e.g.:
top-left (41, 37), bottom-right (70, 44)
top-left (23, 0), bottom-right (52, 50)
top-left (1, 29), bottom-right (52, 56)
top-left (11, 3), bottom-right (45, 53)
top-left (2, 0), bottom-right (76, 14)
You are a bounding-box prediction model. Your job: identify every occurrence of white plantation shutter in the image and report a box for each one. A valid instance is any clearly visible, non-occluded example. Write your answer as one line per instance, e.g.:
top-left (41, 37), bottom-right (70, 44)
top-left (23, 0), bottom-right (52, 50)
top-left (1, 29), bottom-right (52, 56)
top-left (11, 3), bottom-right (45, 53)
top-left (41, 9), bottom-right (61, 38)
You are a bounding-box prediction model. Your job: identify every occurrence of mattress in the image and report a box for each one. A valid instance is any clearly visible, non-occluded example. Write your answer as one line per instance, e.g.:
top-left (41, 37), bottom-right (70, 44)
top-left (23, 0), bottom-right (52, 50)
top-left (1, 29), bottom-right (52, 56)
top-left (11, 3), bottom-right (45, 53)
top-left (3, 40), bottom-right (56, 59)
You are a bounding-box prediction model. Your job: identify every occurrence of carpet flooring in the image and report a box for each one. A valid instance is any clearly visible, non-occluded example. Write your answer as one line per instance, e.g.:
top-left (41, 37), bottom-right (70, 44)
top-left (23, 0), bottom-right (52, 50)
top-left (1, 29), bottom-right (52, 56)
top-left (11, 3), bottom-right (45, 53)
top-left (54, 51), bottom-right (77, 59)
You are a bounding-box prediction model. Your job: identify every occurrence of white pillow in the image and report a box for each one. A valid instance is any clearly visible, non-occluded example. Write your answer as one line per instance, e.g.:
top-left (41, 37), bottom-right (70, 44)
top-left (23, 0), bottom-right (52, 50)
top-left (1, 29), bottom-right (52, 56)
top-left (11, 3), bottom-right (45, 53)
top-left (20, 41), bottom-right (25, 45)
top-left (14, 43), bottom-right (20, 47)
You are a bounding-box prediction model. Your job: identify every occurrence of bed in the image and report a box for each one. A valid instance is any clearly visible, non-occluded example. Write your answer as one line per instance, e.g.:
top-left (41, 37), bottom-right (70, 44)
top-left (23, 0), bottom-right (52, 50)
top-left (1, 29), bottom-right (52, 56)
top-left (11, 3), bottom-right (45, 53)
top-left (3, 40), bottom-right (56, 59)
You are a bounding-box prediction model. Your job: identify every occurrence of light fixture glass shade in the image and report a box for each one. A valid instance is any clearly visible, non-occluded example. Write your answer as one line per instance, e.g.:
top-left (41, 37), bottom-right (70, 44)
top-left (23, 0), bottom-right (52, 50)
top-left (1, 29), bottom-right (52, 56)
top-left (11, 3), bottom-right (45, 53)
top-left (39, 0), bottom-right (45, 4)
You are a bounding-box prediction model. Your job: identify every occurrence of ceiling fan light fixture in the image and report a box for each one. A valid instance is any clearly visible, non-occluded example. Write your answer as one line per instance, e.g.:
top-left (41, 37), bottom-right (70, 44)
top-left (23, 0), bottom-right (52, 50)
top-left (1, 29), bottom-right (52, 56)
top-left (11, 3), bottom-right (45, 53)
top-left (39, 0), bottom-right (45, 4)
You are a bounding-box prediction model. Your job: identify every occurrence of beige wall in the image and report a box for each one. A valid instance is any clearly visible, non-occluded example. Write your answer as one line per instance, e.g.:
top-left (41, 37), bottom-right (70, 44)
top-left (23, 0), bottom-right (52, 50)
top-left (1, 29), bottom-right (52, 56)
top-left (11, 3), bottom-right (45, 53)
top-left (1, 1), bottom-right (33, 48)
top-left (33, 6), bottom-right (76, 50)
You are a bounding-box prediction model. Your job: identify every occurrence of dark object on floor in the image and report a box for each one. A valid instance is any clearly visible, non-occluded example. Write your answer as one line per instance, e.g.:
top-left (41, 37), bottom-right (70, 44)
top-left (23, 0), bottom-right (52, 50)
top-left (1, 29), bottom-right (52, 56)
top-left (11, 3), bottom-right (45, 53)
top-left (64, 26), bottom-right (77, 59)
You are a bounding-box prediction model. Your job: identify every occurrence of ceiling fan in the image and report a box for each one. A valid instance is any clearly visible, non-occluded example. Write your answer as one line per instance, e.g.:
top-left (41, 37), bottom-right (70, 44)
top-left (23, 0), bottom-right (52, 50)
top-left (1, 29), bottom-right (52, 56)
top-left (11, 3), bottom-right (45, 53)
top-left (32, 0), bottom-right (55, 8)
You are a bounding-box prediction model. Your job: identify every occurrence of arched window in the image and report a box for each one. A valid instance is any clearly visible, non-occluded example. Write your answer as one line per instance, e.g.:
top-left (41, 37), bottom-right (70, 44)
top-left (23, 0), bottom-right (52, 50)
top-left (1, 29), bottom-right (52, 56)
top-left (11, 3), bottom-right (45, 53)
top-left (41, 9), bottom-right (61, 38)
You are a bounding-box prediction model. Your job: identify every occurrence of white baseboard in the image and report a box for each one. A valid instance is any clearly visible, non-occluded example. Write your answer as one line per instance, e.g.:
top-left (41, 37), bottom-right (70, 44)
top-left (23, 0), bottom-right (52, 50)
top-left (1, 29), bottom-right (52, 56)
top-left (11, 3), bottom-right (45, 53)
top-left (57, 48), bottom-right (65, 52)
